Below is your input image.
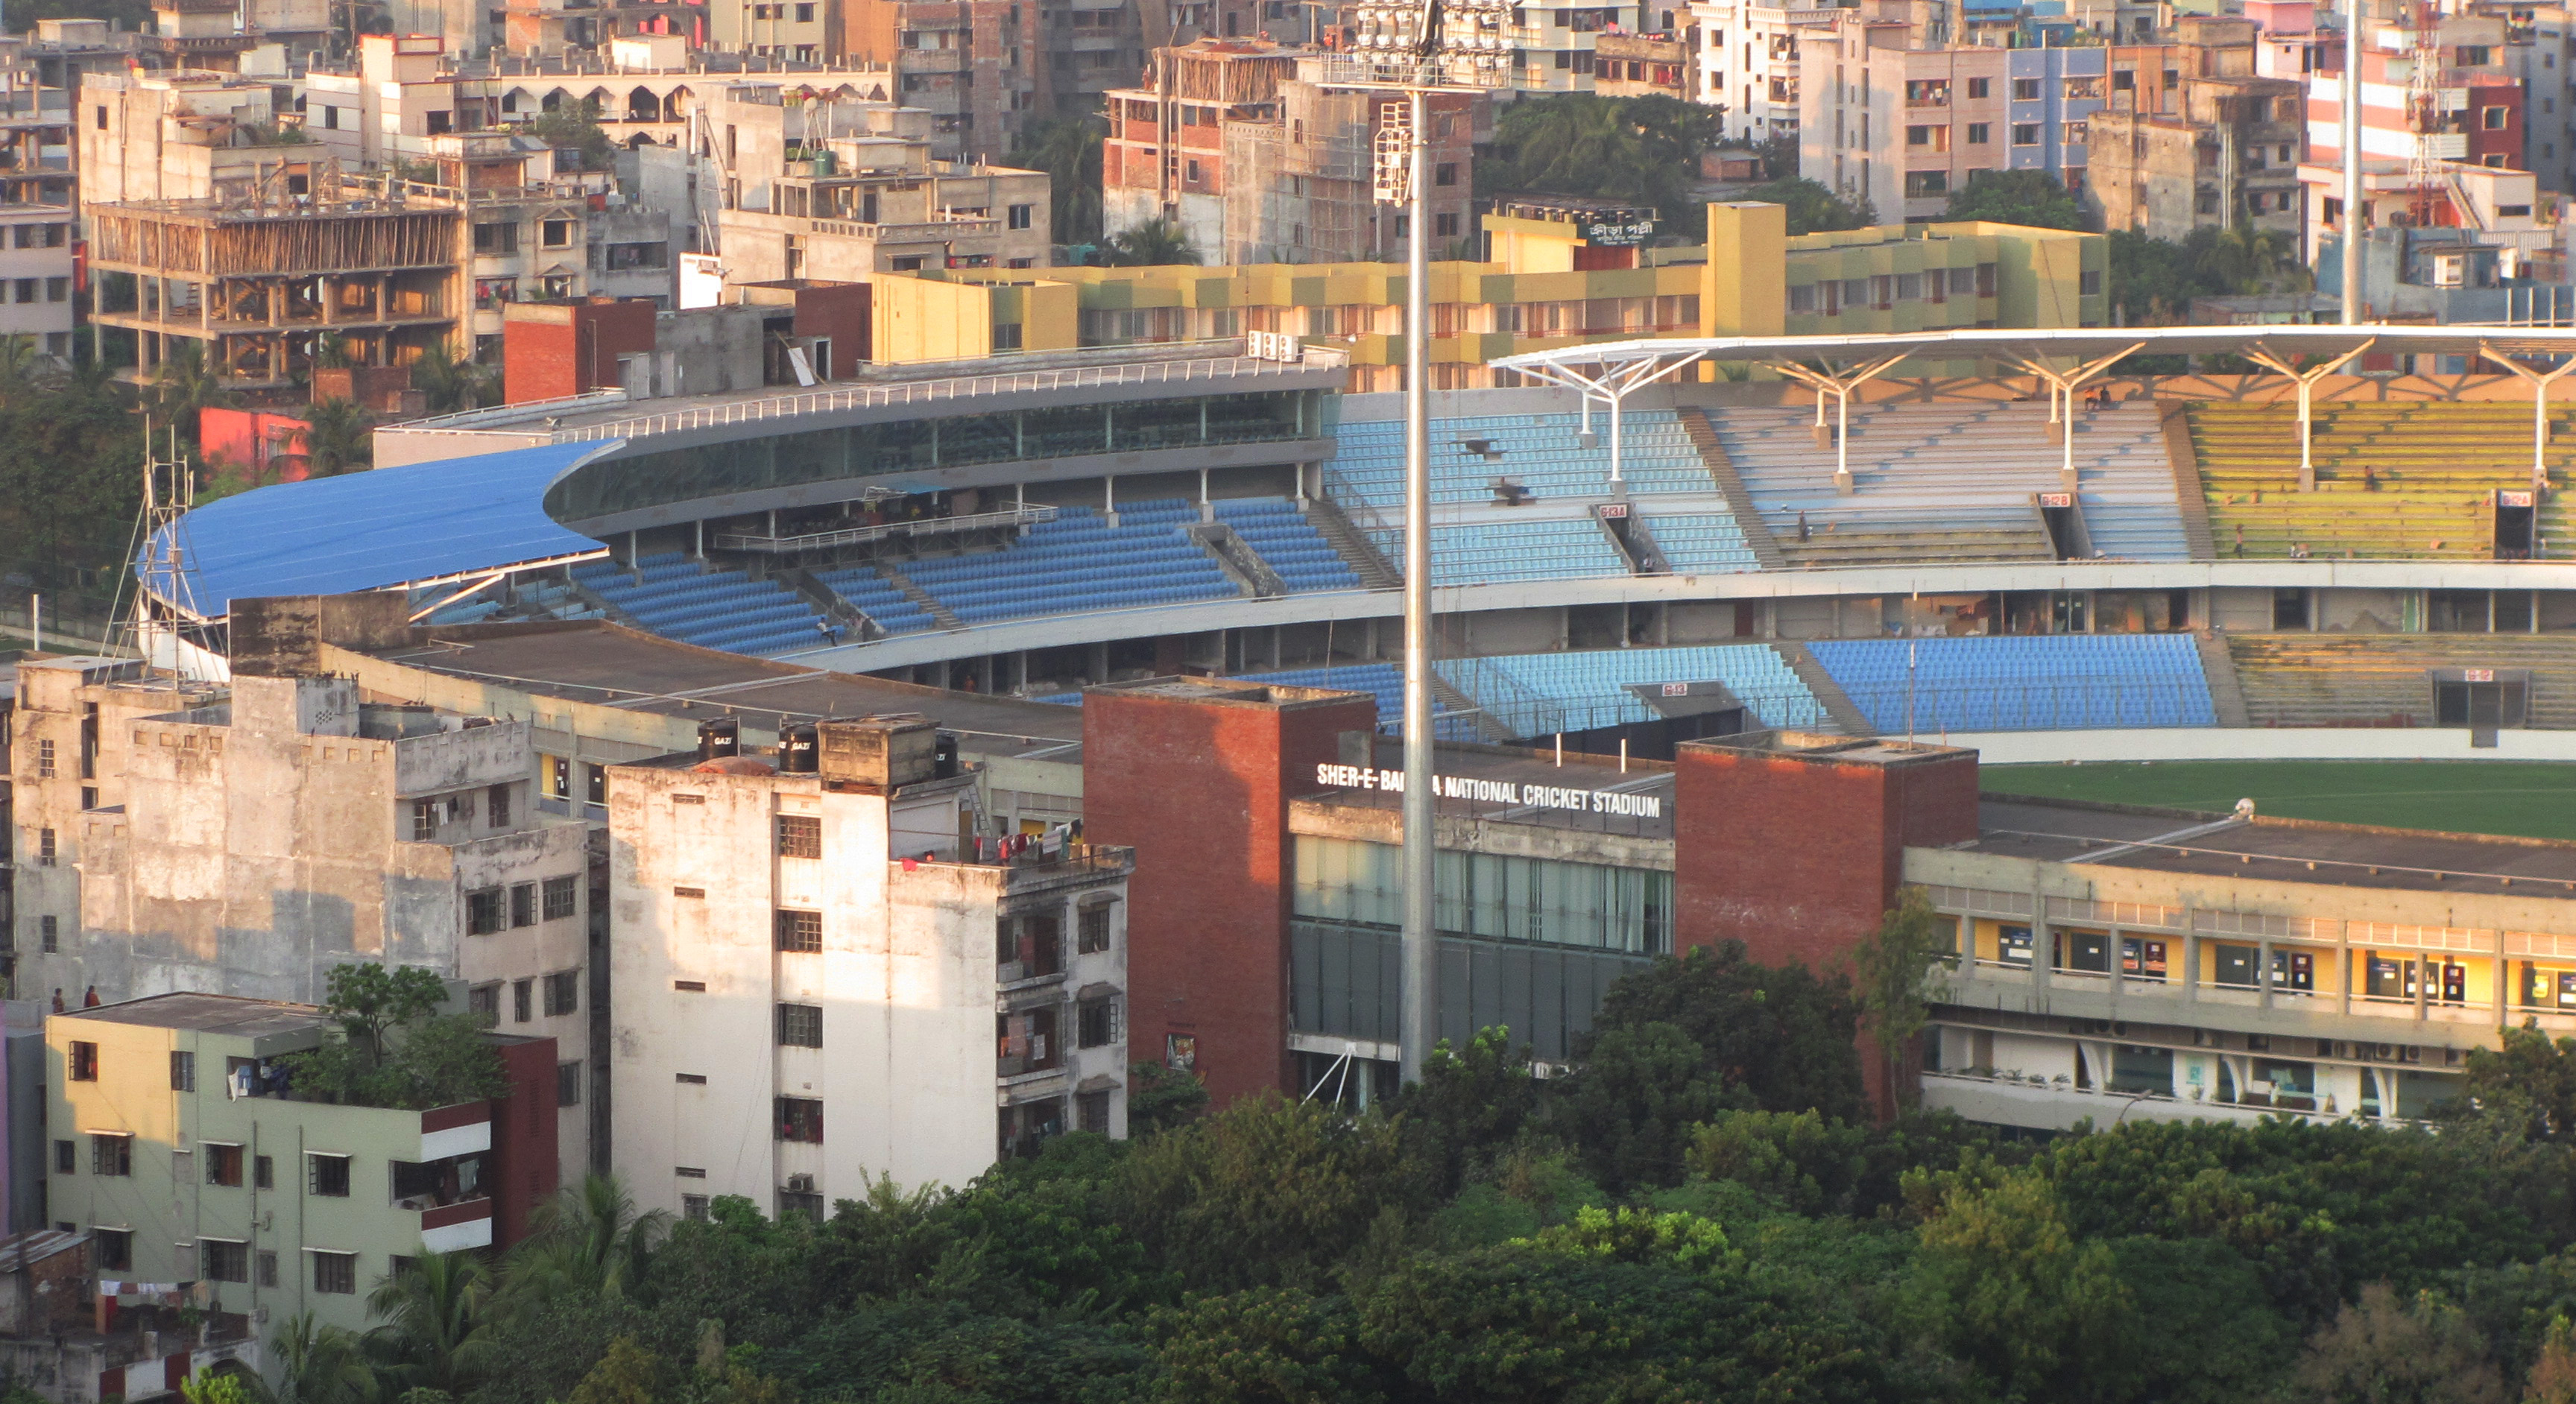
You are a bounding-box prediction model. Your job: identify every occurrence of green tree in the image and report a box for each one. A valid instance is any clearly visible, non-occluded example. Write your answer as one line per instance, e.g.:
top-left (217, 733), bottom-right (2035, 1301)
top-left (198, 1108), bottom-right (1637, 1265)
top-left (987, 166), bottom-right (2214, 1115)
top-left (525, 98), bottom-right (615, 171)
top-left (1942, 168), bottom-right (2089, 230)
top-left (1006, 115), bottom-right (1104, 245)
top-left (2288, 1283), bottom-right (2509, 1404)
top-left (301, 397), bottom-right (374, 477)
top-left (1848, 887), bottom-right (1952, 1112)
top-left (364, 1250), bottom-right (494, 1396)
top-left (499, 1175), bottom-right (672, 1313)
top-left (282, 964), bottom-right (508, 1109)
top-left (1738, 177), bottom-right (1875, 234)
top-left (1395, 1027), bottom-right (1544, 1195)
top-left (1907, 1168), bottom-right (2137, 1403)
top-left (1102, 218), bottom-right (1199, 268)
top-left (1581, 942), bottom-right (1866, 1125)
top-left (410, 344), bottom-right (499, 415)
top-left (1149, 1288), bottom-right (1387, 1404)
top-left (1128, 1060), bottom-right (1209, 1134)
top-left (181, 1370), bottom-right (265, 1404)
top-left (566, 1337), bottom-right (668, 1404)
top-left (2525, 1315), bottom-right (2576, 1404)
top-left (2454, 1024), bottom-right (2576, 1142)
top-left (272, 1312), bottom-right (379, 1404)
top-left (1545, 1022), bottom-right (1734, 1192)
top-left (1485, 94), bottom-right (1719, 238)
top-left (151, 338), bottom-right (232, 452)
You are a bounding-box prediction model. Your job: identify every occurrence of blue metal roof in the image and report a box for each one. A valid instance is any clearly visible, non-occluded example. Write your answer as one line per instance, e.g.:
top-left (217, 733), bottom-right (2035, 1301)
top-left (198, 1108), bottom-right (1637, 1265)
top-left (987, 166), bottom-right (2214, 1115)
top-left (145, 440), bottom-right (615, 618)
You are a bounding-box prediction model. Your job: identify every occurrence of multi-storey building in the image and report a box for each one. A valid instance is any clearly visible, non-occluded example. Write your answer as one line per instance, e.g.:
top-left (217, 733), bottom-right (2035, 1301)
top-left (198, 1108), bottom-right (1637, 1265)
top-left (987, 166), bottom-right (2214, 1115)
top-left (1102, 41), bottom-right (1480, 264)
top-left (2089, 72), bottom-right (2305, 238)
top-left (0, 57), bottom-right (77, 360)
top-left (8, 622), bottom-right (601, 1178)
top-left (607, 714), bottom-right (1133, 1214)
top-left (46, 994), bottom-right (558, 1340)
top-left (1685, 0), bottom-right (1840, 139)
top-left (1593, 30), bottom-right (1689, 98)
top-left (707, 83), bottom-right (1049, 280)
top-left (2301, 8), bottom-right (2525, 197)
top-left (75, 70), bottom-right (296, 210)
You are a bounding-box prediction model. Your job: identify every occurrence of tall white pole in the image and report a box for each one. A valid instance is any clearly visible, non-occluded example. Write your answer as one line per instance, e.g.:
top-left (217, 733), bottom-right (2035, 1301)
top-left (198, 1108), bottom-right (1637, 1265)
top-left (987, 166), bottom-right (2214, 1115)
top-left (2342, 0), bottom-right (2363, 326)
top-left (1399, 83), bottom-right (1436, 1086)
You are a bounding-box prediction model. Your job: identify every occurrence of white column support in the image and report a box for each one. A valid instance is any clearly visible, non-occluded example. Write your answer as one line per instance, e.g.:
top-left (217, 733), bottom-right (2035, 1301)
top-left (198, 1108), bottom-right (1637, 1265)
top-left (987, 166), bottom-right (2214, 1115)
top-left (1504, 349), bottom-right (1709, 487)
top-left (2478, 343), bottom-right (2576, 490)
top-left (2241, 339), bottom-right (2373, 490)
top-left (2004, 343), bottom-right (2144, 489)
top-left (1772, 352), bottom-right (1910, 494)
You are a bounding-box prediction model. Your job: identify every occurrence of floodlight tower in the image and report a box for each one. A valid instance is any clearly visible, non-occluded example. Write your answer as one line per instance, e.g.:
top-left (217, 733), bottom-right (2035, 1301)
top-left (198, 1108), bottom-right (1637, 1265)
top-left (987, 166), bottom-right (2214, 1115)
top-left (1321, 0), bottom-right (1515, 1084)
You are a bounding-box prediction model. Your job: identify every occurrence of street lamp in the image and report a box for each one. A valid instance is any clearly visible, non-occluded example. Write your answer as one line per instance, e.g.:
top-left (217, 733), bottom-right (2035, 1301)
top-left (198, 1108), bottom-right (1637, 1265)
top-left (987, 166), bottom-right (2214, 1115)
top-left (1316, 0), bottom-right (1514, 1084)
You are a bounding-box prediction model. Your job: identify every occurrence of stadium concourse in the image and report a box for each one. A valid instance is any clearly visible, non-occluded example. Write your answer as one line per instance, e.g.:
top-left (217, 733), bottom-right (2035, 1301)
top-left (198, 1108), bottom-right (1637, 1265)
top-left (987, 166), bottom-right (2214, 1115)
top-left (136, 323), bottom-right (2576, 762)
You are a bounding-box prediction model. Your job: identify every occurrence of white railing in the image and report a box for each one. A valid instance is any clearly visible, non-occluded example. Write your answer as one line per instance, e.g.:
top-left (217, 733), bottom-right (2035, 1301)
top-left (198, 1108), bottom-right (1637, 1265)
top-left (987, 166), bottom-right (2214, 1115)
top-left (550, 355), bottom-right (1320, 444)
top-left (399, 388), bottom-right (630, 434)
top-left (716, 504), bottom-right (1056, 552)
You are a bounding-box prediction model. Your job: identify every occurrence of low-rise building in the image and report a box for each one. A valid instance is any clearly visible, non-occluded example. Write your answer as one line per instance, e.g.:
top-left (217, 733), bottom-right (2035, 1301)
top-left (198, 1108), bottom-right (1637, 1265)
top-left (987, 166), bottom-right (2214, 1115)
top-left (1685, 0), bottom-right (1839, 141)
top-left (607, 714), bottom-right (1132, 1215)
top-left (46, 993), bottom-right (558, 1341)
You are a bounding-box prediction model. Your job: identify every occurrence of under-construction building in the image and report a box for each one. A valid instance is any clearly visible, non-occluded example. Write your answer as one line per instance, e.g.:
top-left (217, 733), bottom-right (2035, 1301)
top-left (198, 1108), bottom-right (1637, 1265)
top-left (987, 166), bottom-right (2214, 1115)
top-left (1103, 40), bottom-right (1478, 264)
top-left (86, 164), bottom-right (464, 389)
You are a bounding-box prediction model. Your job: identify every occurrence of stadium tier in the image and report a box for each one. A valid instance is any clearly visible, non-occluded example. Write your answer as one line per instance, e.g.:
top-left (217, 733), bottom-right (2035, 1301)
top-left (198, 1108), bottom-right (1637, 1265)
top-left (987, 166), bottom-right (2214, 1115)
top-left (1213, 499), bottom-right (1365, 592)
top-left (571, 554), bottom-right (830, 657)
top-left (1237, 663), bottom-right (1487, 741)
top-left (1705, 402), bottom-right (2192, 565)
top-left (889, 500), bottom-right (1239, 625)
top-left (2224, 633), bottom-right (2576, 729)
top-left (1330, 410), bottom-right (1718, 507)
top-left (809, 565), bottom-right (941, 635)
top-left (1365, 513), bottom-right (1637, 587)
top-left (2191, 403), bottom-right (2575, 560)
top-left (1436, 645), bottom-right (1829, 738)
top-left (1806, 635), bottom-right (2219, 732)
top-left (1638, 513), bottom-right (1764, 574)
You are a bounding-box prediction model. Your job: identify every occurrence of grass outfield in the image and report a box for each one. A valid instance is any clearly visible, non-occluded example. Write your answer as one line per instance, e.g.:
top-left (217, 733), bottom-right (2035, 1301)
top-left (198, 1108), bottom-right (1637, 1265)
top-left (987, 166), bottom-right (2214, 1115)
top-left (1980, 760), bottom-right (2576, 841)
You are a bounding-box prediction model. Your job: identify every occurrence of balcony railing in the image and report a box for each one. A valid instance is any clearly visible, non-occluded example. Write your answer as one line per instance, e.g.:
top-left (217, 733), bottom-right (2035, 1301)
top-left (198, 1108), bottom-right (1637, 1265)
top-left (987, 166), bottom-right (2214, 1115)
top-left (715, 504), bottom-right (1056, 553)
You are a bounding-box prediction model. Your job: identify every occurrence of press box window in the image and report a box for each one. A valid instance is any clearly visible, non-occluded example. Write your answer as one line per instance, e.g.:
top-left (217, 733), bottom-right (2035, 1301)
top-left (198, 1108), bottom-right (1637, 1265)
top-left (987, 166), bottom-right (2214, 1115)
top-left (776, 815), bottom-right (821, 858)
top-left (777, 1002), bottom-right (823, 1048)
top-left (309, 1153), bottom-right (352, 1197)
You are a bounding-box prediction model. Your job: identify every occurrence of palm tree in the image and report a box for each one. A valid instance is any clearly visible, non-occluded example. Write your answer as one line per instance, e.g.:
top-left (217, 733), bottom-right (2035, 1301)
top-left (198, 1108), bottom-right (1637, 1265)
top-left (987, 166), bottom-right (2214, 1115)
top-left (151, 338), bottom-right (230, 448)
top-left (1007, 114), bottom-right (1104, 245)
top-left (1103, 218), bottom-right (1199, 268)
top-left (300, 396), bottom-right (374, 477)
top-left (410, 343), bottom-right (498, 414)
top-left (496, 1174), bottom-right (672, 1313)
top-left (0, 332), bottom-right (55, 410)
top-left (274, 1312), bottom-right (380, 1404)
top-left (362, 1250), bottom-right (493, 1397)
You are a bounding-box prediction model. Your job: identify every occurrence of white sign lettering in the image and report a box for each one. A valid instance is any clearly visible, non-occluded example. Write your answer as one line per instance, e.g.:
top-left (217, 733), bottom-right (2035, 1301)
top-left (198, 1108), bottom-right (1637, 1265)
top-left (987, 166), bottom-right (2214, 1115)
top-left (1314, 763), bottom-right (1664, 818)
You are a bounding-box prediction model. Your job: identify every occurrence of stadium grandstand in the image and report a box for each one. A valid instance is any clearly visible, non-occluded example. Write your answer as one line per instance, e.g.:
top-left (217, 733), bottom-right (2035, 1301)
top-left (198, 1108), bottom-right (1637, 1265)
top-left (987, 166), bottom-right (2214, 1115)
top-left (133, 323), bottom-right (2576, 760)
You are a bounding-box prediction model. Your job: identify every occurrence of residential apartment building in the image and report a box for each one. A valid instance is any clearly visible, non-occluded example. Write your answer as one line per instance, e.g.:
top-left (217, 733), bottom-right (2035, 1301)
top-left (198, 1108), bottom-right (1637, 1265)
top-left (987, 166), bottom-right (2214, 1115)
top-left (826, 0), bottom-right (1050, 161)
top-left (1684, 0), bottom-right (1839, 139)
top-left (1102, 41), bottom-right (1480, 264)
top-left (1594, 30), bottom-right (1689, 97)
top-left (707, 83), bottom-right (1049, 282)
top-left (46, 994), bottom-right (558, 1339)
top-left (75, 70), bottom-right (297, 210)
top-left (2301, 10), bottom-right (2525, 185)
top-left (2089, 72), bottom-right (2304, 238)
top-left (607, 715), bottom-right (1134, 1215)
top-left (898, 198), bottom-right (2103, 385)
top-left (0, 58), bottom-right (78, 358)
top-left (8, 643), bottom-right (600, 1178)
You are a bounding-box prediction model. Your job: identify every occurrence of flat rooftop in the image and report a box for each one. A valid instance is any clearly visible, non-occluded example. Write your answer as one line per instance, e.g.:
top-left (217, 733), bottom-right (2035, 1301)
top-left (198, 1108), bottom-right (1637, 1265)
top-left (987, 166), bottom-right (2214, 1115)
top-left (1972, 797), bottom-right (2576, 897)
top-left (1307, 735), bottom-right (1677, 841)
top-left (367, 621), bottom-right (1084, 757)
top-left (64, 992), bottom-right (324, 1037)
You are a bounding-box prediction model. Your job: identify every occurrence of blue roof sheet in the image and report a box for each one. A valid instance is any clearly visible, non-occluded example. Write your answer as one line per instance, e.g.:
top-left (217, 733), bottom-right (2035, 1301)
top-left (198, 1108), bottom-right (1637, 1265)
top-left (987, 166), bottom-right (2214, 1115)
top-left (145, 441), bottom-right (613, 617)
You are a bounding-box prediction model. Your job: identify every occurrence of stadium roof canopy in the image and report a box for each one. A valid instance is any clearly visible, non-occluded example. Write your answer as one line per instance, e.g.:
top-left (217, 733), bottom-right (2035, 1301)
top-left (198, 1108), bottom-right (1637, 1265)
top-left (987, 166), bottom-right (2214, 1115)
top-left (1489, 323), bottom-right (2576, 376)
top-left (143, 440), bottom-right (616, 620)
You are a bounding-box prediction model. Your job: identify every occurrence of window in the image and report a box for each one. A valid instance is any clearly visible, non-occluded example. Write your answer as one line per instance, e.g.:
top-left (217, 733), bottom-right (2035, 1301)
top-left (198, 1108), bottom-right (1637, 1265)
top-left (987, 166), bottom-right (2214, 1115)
top-left (68, 1042), bottom-right (96, 1081)
top-left (544, 970), bottom-right (579, 1016)
top-left (312, 1251), bottom-right (358, 1294)
top-left (1967, 77), bottom-right (1989, 98)
top-left (40, 917), bottom-right (57, 953)
top-left (778, 1189), bottom-right (824, 1222)
top-left (44, 278), bottom-right (66, 303)
top-left (1165, 1032), bottom-right (1197, 1071)
top-left (467, 888), bottom-right (506, 935)
top-left (37, 829), bottom-right (52, 867)
top-left (51, 1140), bottom-right (71, 1174)
top-left (1078, 998), bottom-right (1121, 1049)
top-left (1077, 1089), bottom-right (1110, 1133)
top-left (776, 909), bottom-right (824, 952)
top-left (1007, 203), bottom-right (1033, 230)
top-left (2011, 77), bottom-right (2039, 100)
top-left (473, 222), bottom-right (519, 254)
top-left (1435, 162), bottom-right (1457, 186)
top-left (777, 1096), bottom-right (824, 1142)
top-left (206, 1143), bottom-right (244, 1187)
top-left (258, 1251), bottom-right (278, 1288)
top-left (2484, 105), bottom-right (2510, 130)
top-left (542, 876), bottom-right (578, 921)
top-left (777, 1003), bottom-right (823, 1048)
top-left (1077, 903), bottom-right (1114, 955)
top-left (514, 978), bottom-right (533, 1024)
top-left (541, 219), bottom-right (574, 249)
top-left (201, 1239), bottom-right (249, 1283)
top-left (487, 783), bottom-right (511, 829)
top-left (308, 1153), bottom-right (351, 1198)
top-left (94, 1229), bottom-right (130, 1271)
top-left (1905, 170), bottom-right (1949, 197)
top-left (170, 1051), bottom-right (195, 1092)
top-left (2012, 123), bottom-right (2041, 145)
top-left (2460, 44), bottom-right (2493, 66)
top-left (256, 1155), bottom-right (274, 1190)
top-left (34, 738), bottom-right (54, 777)
top-left (470, 983), bottom-right (500, 1023)
top-left (542, 754), bottom-right (570, 800)
top-left (776, 815), bottom-right (821, 858)
top-left (511, 883), bottom-right (537, 929)
top-left (795, 1), bottom-right (813, 17)
top-left (321, 103), bottom-right (339, 129)
top-left (1435, 212), bottom-right (1460, 238)
top-left (2080, 270), bottom-right (2103, 295)
top-left (683, 1195), bottom-right (711, 1221)
top-left (90, 1133), bottom-right (130, 1177)
top-left (586, 762), bottom-right (607, 808)
top-left (557, 1060), bottom-right (584, 1107)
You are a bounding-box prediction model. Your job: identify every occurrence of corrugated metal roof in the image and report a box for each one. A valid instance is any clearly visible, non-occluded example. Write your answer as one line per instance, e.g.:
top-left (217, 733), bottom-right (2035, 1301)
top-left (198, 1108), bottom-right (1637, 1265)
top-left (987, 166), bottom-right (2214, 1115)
top-left (142, 440), bottom-right (615, 619)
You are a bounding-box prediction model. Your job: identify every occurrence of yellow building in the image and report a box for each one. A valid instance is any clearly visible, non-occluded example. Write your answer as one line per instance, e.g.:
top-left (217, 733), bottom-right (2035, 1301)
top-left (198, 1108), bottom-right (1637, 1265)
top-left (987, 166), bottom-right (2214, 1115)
top-left (865, 199), bottom-right (2107, 389)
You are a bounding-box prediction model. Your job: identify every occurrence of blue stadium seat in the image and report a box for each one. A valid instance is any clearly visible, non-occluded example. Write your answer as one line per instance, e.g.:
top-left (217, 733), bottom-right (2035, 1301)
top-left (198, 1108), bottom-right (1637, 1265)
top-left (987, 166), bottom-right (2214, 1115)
top-left (1806, 635), bottom-right (2218, 733)
top-left (571, 553), bottom-right (833, 657)
top-left (1435, 645), bottom-right (1826, 737)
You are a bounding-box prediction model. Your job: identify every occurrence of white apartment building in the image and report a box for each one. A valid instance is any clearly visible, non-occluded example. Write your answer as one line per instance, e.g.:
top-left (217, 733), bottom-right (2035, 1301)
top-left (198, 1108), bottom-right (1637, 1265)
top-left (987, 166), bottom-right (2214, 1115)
top-left (608, 715), bottom-right (1131, 1221)
top-left (1687, 0), bottom-right (1840, 139)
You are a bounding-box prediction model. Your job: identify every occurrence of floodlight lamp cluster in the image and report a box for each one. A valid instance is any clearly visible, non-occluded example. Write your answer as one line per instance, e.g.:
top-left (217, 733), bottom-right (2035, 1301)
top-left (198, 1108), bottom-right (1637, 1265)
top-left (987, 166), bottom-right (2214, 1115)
top-left (1344, 0), bottom-right (1515, 78)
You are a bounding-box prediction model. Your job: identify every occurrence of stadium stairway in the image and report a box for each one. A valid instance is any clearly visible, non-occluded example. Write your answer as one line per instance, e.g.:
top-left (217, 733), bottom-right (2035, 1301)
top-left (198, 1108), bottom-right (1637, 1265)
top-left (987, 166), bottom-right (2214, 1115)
top-left (2191, 403), bottom-right (2576, 560)
top-left (2191, 631), bottom-right (2253, 727)
top-left (1774, 642), bottom-right (1878, 736)
top-left (1678, 407), bottom-right (1789, 571)
top-left (1300, 498), bottom-right (1403, 589)
top-left (2224, 633), bottom-right (2576, 728)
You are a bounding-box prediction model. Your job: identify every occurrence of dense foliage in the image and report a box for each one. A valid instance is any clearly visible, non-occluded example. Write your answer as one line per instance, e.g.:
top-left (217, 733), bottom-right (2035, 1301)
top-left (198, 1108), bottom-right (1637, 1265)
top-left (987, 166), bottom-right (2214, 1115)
top-left (281, 965), bottom-right (511, 1110)
top-left (263, 942), bottom-right (2576, 1404)
top-left (1483, 94), bottom-right (1720, 239)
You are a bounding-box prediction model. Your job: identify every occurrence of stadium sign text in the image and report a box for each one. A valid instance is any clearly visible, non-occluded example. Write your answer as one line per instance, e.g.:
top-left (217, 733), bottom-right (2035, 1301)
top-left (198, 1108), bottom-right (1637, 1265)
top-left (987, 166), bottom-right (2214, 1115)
top-left (1313, 763), bottom-right (1664, 816)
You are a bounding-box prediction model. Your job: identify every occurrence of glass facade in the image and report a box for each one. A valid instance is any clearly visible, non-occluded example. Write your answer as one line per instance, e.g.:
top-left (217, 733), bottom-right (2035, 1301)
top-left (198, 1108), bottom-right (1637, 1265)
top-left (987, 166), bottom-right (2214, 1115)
top-left (547, 388), bottom-right (1328, 524)
top-left (1292, 835), bottom-right (1671, 955)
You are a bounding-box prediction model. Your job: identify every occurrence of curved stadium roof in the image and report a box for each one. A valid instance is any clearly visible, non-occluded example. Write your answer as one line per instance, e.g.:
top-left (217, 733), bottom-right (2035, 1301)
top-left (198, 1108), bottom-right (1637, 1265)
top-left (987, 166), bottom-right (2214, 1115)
top-left (145, 440), bottom-right (617, 619)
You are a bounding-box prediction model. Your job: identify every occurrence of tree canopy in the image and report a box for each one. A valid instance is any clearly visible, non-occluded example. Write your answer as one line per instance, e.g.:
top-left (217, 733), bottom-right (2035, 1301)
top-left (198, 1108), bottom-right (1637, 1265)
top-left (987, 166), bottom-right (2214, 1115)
top-left (1484, 94), bottom-right (1721, 239)
top-left (1942, 168), bottom-right (2089, 230)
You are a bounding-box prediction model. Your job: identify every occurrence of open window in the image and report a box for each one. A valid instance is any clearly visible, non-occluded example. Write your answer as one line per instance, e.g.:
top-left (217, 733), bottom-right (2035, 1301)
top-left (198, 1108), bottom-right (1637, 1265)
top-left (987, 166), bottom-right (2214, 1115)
top-left (389, 1150), bottom-right (488, 1210)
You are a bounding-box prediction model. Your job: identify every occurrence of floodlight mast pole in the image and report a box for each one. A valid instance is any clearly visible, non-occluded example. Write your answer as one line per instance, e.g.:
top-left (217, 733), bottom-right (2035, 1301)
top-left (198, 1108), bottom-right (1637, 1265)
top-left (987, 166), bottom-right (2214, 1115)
top-left (1399, 74), bottom-right (1436, 1088)
top-left (2341, 0), bottom-right (2361, 327)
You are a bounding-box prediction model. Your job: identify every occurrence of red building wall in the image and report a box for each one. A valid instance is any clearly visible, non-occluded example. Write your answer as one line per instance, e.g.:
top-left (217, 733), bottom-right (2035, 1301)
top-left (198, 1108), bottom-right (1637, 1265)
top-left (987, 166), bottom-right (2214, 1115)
top-left (793, 283), bottom-right (873, 375)
top-left (502, 298), bottom-right (657, 404)
top-left (1082, 682), bottom-right (1377, 1107)
top-left (488, 1037), bottom-right (562, 1248)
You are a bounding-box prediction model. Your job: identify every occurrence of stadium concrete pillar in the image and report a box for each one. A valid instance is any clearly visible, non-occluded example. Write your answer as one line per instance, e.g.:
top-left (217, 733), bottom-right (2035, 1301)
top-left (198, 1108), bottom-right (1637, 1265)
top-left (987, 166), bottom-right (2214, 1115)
top-left (1497, 348), bottom-right (1709, 486)
top-left (2475, 343), bottom-right (2576, 491)
top-left (2241, 341), bottom-right (2371, 490)
top-left (1770, 353), bottom-right (1907, 495)
top-left (2003, 345), bottom-right (2141, 492)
